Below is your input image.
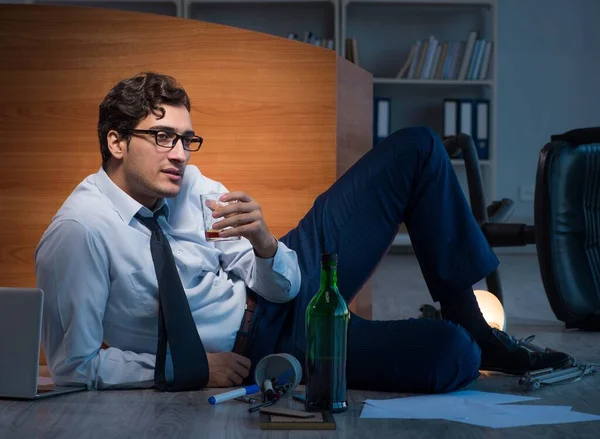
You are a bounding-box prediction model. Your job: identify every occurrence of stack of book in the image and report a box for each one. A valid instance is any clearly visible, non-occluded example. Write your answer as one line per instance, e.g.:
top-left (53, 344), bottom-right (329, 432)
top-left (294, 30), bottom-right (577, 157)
top-left (396, 31), bottom-right (493, 81)
top-left (288, 31), bottom-right (335, 50)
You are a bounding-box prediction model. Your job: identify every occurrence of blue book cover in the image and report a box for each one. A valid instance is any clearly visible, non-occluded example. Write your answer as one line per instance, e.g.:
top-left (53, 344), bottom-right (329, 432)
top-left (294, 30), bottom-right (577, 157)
top-left (373, 97), bottom-right (391, 147)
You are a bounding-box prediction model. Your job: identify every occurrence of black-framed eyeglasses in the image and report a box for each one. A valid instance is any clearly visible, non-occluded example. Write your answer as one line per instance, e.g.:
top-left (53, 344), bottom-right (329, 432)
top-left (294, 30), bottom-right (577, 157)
top-left (128, 129), bottom-right (203, 152)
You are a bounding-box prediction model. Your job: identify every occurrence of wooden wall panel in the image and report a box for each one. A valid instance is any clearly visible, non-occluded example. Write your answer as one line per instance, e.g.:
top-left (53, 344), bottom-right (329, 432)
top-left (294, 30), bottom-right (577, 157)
top-left (0, 4), bottom-right (373, 365)
top-left (336, 60), bottom-right (374, 319)
top-left (0, 4), bottom-right (339, 288)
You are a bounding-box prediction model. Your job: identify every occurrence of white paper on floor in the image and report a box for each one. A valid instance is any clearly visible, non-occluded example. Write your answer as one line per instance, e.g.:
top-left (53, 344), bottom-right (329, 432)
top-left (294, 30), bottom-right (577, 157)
top-left (359, 390), bottom-right (600, 428)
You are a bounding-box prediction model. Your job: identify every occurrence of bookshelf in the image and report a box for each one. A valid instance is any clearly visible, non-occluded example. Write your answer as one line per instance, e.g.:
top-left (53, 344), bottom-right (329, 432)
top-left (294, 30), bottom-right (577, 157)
top-left (341, 0), bottom-right (498, 246)
top-left (16, 0), bottom-right (341, 50)
top-left (373, 78), bottom-right (492, 86)
top-left (31, 0), bottom-right (181, 17)
top-left (183, 0), bottom-right (340, 54)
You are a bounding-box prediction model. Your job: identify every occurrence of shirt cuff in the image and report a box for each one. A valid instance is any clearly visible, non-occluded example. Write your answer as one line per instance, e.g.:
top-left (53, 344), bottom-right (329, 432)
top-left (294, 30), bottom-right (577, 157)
top-left (253, 240), bottom-right (300, 303)
top-left (254, 240), bottom-right (289, 275)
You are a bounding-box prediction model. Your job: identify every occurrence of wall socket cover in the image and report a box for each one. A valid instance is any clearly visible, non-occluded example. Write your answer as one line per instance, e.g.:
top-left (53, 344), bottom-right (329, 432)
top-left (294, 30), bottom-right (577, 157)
top-left (520, 185), bottom-right (535, 201)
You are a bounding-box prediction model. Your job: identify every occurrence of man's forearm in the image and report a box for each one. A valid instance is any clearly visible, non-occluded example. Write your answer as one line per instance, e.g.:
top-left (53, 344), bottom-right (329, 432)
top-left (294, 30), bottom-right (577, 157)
top-left (50, 347), bottom-right (157, 390)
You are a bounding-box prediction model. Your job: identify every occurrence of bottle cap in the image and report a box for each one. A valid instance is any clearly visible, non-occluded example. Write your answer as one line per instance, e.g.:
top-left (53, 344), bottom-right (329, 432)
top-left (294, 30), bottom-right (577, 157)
top-left (321, 253), bottom-right (338, 265)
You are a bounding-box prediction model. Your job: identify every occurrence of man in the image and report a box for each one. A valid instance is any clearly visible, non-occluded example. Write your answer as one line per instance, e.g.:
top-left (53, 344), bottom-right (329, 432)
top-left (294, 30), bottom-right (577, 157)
top-left (36, 72), bottom-right (571, 393)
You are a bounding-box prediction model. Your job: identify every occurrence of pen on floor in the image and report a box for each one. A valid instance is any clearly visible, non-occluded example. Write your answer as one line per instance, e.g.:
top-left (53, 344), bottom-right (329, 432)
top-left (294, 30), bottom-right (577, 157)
top-left (248, 399), bottom-right (276, 413)
top-left (208, 384), bottom-right (260, 405)
top-left (234, 396), bottom-right (257, 404)
top-left (248, 379), bottom-right (280, 413)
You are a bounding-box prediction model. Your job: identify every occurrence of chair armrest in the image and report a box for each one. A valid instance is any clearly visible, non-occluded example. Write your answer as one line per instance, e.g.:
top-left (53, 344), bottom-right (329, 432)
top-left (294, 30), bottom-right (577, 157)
top-left (482, 223), bottom-right (535, 247)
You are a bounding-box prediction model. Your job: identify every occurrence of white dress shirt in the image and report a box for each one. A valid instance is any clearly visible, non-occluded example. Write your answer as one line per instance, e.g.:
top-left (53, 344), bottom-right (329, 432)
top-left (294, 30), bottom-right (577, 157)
top-left (35, 165), bottom-right (301, 390)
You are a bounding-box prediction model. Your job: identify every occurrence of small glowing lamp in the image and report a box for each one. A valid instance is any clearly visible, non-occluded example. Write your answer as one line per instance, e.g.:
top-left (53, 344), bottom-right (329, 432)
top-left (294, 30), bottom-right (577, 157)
top-left (474, 289), bottom-right (506, 331)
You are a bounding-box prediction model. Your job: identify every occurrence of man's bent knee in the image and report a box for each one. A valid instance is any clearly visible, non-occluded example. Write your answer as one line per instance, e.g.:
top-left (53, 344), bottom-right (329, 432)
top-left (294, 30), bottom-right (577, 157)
top-left (382, 126), bottom-right (444, 165)
top-left (430, 321), bottom-right (481, 393)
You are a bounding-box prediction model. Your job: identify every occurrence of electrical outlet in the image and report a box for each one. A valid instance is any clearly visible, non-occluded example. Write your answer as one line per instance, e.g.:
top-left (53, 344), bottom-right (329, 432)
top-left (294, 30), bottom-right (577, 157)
top-left (520, 185), bottom-right (535, 201)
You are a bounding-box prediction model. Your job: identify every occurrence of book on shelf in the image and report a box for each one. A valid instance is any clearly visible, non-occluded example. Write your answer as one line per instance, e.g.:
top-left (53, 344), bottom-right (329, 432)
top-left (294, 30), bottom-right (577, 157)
top-left (396, 31), bottom-right (493, 81)
top-left (345, 37), bottom-right (359, 65)
top-left (444, 98), bottom-right (490, 160)
top-left (373, 97), bottom-right (391, 147)
top-left (288, 31), bottom-right (335, 50)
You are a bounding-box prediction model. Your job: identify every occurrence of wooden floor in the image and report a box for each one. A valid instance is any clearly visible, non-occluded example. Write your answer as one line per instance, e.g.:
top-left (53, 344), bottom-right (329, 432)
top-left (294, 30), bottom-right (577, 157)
top-left (1, 255), bottom-right (599, 438)
top-left (1, 325), bottom-right (599, 439)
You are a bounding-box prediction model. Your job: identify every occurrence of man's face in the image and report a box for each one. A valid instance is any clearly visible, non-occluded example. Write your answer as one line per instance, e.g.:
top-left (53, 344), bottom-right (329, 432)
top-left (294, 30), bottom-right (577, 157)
top-left (116, 104), bottom-right (194, 208)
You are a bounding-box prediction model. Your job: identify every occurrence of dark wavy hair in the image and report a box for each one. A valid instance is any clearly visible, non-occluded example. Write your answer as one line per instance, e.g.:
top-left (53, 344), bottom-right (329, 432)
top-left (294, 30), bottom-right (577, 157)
top-left (98, 72), bottom-right (191, 169)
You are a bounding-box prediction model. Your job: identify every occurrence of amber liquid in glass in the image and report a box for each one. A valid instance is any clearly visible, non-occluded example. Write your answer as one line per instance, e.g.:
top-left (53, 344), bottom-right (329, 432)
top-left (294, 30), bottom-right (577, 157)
top-left (205, 229), bottom-right (220, 240)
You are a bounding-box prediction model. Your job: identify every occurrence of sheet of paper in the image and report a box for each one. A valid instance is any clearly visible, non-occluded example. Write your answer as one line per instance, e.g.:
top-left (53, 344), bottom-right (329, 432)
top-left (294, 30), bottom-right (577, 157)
top-left (453, 405), bottom-right (600, 429)
top-left (361, 397), bottom-right (514, 420)
top-left (441, 390), bottom-right (541, 404)
top-left (360, 390), bottom-right (600, 428)
top-left (364, 390), bottom-right (539, 411)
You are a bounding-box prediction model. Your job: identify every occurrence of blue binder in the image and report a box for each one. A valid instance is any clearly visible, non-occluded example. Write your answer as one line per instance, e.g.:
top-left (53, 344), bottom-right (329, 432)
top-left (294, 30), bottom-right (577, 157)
top-left (472, 99), bottom-right (490, 160)
top-left (443, 98), bottom-right (489, 160)
top-left (373, 97), bottom-right (391, 147)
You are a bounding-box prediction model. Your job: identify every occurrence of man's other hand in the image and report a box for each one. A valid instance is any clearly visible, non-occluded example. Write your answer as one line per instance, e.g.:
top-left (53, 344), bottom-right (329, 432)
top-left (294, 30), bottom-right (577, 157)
top-left (206, 352), bottom-right (251, 387)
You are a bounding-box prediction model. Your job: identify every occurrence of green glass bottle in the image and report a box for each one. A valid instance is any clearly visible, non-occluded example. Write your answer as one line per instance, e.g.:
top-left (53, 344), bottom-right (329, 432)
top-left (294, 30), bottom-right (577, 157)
top-left (305, 253), bottom-right (350, 413)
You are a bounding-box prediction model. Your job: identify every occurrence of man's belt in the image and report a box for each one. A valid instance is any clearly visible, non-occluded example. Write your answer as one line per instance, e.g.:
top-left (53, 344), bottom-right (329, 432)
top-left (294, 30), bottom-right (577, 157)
top-left (232, 290), bottom-right (257, 356)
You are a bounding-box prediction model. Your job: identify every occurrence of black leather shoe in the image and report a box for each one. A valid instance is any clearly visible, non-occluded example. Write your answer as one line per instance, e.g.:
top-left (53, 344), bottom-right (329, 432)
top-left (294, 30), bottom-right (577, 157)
top-left (479, 328), bottom-right (574, 375)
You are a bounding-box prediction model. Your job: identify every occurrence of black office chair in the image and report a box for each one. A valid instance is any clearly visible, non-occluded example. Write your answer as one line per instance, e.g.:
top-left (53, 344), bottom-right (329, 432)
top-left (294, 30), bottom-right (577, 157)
top-left (443, 128), bottom-right (600, 331)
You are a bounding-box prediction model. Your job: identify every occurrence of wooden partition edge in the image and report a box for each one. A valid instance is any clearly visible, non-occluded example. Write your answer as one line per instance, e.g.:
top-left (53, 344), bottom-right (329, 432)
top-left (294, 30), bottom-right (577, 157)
top-left (336, 58), bottom-right (373, 320)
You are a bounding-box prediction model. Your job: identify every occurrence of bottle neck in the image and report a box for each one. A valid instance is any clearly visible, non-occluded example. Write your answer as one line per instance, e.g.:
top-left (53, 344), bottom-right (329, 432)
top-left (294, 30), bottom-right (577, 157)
top-left (320, 263), bottom-right (338, 291)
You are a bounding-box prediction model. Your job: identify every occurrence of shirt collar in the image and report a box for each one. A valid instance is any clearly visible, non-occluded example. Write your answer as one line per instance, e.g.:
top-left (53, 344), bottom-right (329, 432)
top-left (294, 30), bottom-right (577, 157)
top-left (94, 167), bottom-right (171, 224)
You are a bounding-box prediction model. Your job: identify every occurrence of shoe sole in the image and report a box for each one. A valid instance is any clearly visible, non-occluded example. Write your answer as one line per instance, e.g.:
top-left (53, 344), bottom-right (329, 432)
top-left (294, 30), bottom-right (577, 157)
top-left (480, 356), bottom-right (573, 376)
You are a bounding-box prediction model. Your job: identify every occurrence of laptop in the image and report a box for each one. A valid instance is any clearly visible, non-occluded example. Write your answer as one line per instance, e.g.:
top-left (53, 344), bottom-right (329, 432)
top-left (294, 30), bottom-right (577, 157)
top-left (0, 287), bottom-right (86, 399)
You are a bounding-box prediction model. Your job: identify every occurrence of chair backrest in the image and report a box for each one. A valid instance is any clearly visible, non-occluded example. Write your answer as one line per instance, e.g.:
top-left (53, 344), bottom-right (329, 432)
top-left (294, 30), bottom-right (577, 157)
top-left (535, 127), bottom-right (600, 328)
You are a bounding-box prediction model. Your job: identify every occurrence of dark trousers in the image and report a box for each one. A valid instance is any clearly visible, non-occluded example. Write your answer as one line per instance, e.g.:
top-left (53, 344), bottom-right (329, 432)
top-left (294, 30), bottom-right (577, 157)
top-left (247, 127), bottom-right (499, 394)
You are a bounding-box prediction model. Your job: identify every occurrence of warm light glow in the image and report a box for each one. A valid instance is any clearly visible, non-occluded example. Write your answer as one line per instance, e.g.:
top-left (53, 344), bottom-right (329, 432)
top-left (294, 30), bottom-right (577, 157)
top-left (474, 289), bottom-right (506, 331)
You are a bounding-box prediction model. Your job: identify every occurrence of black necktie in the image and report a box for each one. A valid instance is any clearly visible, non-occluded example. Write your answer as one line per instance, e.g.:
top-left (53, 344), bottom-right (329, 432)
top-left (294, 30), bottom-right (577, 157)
top-left (135, 212), bottom-right (209, 391)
